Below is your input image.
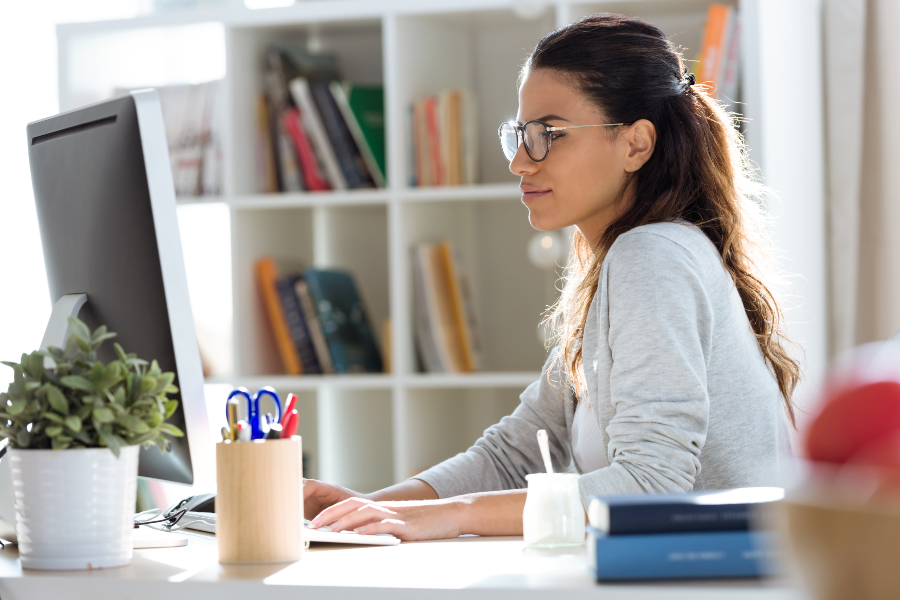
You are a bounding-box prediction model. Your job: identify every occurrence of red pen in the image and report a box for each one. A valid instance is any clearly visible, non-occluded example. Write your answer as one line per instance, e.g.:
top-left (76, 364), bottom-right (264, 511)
top-left (281, 393), bottom-right (297, 428)
top-left (280, 408), bottom-right (299, 439)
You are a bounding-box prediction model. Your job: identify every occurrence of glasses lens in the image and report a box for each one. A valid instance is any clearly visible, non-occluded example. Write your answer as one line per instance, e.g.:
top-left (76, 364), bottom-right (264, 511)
top-left (499, 123), bottom-right (519, 162)
top-left (523, 122), bottom-right (550, 161)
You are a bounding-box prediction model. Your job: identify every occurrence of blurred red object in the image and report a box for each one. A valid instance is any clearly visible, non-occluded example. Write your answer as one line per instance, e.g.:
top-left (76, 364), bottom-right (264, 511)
top-left (805, 381), bottom-right (900, 464)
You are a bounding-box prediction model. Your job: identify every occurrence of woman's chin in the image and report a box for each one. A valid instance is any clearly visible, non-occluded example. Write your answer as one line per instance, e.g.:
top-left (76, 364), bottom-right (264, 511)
top-left (527, 211), bottom-right (567, 232)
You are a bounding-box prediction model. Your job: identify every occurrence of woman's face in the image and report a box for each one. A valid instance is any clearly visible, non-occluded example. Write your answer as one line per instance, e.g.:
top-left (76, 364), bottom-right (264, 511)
top-left (511, 69), bottom-right (654, 246)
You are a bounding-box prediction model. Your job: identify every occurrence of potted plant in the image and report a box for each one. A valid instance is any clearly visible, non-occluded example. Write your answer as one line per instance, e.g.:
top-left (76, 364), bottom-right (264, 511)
top-left (0, 316), bottom-right (184, 570)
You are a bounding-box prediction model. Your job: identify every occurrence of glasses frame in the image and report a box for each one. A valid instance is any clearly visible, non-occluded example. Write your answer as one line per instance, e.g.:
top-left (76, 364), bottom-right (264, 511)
top-left (498, 119), bottom-right (630, 163)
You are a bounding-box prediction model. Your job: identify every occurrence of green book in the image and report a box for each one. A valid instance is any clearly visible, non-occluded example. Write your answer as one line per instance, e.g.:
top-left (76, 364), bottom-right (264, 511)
top-left (330, 81), bottom-right (386, 187)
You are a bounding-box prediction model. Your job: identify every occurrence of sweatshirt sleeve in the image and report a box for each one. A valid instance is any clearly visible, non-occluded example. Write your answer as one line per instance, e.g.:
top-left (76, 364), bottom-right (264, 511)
top-left (576, 231), bottom-right (713, 503)
top-left (412, 348), bottom-right (573, 498)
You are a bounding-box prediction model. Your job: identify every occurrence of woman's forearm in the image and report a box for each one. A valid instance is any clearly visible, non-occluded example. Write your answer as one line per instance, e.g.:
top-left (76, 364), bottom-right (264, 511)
top-left (368, 478), bottom-right (440, 502)
top-left (454, 489), bottom-right (527, 536)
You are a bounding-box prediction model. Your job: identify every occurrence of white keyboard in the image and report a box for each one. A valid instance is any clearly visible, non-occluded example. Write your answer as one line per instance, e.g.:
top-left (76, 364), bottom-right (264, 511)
top-left (182, 512), bottom-right (400, 546)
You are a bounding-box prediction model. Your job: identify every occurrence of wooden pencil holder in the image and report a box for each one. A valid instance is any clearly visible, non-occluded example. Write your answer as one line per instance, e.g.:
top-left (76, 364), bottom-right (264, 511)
top-left (216, 437), bottom-right (303, 564)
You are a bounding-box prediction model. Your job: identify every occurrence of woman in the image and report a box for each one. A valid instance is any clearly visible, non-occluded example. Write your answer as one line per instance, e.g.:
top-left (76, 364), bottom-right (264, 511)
top-left (303, 14), bottom-right (799, 540)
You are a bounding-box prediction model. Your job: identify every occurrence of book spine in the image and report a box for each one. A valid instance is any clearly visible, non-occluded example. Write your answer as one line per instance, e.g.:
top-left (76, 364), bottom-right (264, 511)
top-left (256, 95), bottom-right (279, 193)
top-left (412, 246), bottom-right (444, 372)
top-left (437, 241), bottom-right (474, 372)
top-left (309, 80), bottom-right (367, 189)
top-left (283, 107), bottom-right (331, 191)
top-left (288, 78), bottom-right (348, 191)
top-left (295, 279), bottom-right (334, 374)
top-left (255, 258), bottom-right (302, 375)
top-left (698, 4), bottom-right (732, 90)
top-left (593, 500), bottom-right (759, 534)
top-left (588, 528), bottom-right (778, 581)
top-left (275, 276), bottom-right (323, 375)
top-left (330, 81), bottom-right (385, 188)
top-left (424, 96), bottom-right (443, 186)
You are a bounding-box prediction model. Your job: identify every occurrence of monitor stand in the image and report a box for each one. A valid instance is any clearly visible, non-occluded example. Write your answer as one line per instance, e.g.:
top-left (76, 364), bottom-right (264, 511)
top-left (40, 293), bottom-right (88, 353)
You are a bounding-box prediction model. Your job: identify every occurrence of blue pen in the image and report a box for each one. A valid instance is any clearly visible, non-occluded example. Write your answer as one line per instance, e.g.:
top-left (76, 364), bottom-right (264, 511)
top-left (226, 387), bottom-right (283, 440)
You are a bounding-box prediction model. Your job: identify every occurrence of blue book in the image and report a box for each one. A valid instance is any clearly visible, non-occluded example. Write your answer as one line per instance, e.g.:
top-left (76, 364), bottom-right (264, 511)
top-left (587, 526), bottom-right (779, 581)
top-left (303, 269), bottom-right (382, 374)
top-left (275, 274), bottom-right (322, 375)
top-left (588, 487), bottom-right (783, 535)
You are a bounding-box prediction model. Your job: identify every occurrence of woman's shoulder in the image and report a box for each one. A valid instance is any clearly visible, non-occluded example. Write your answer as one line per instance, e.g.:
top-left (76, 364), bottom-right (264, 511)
top-left (607, 221), bottom-right (721, 271)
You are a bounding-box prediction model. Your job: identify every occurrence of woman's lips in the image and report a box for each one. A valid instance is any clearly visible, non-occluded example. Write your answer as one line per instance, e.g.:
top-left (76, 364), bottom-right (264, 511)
top-left (520, 185), bottom-right (550, 203)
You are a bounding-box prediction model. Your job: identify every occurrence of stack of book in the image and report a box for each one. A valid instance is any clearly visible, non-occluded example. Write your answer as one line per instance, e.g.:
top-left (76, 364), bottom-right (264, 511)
top-left (116, 80), bottom-right (223, 197)
top-left (255, 258), bottom-right (383, 375)
top-left (411, 240), bottom-right (483, 373)
top-left (256, 44), bottom-right (386, 193)
top-left (586, 487), bottom-right (784, 581)
top-left (408, 90), bottom-right (478, 187)
top-left (693, 3), bottom-right (741, 104)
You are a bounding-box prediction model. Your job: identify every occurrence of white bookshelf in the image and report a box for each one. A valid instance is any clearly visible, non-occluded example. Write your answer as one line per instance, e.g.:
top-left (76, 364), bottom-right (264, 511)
top-left (57, 0), bottom-right (826, 493)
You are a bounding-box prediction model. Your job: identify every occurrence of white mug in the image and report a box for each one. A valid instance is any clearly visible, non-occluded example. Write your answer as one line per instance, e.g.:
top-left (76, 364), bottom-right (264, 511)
top-left (522, 473), bottom-right (586, 547)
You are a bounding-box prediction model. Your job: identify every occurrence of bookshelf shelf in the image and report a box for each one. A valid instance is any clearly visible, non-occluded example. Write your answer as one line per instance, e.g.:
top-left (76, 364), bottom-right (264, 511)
top-left (58, 0), bottom-right (826, 495)
top-left (228, 190), bottom-right (391, 210)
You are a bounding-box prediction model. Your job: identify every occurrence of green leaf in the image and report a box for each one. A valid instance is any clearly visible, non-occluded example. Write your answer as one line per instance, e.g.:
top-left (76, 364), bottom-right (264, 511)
top-left (159, 423), bottom-right (184, 438)
top-left (46, 385), bottom-right (68, 415)
top-left (98, 429), bottom-right (122, 457)
top-left (60, 376), bottom-right (93, 392)
top-left (163, 384), bottom-right (179, 395)
top-left (125, 358), bottom-right (148, 369)
top-left (90, 324), bottom-right (108, 340)
top-left (43, 412), bottom-right (64, 424)
top-left (155, 372), bottom-right (175, 394)
top-left (8, 398), bottom-right (26, 416)
top-left (81, 394), bottom-right (100, 405)
top-left (116, 413), bottom-right (149, 433)
top-left (147, 360), bottom-right (161, 379)
top-left (67, 316), bottom-right (91, 346)
top-left (114, 343), bottom-right (128, 363)
top-left (164, 400), bottom-right (178, 419)
top-left (75, 404), bottom-right (92, 420)
top-left (113, 386), bottom-right (126, 405)
top-left (92, 406), bottom-right (115, 423)
top-left (51, 436), bottom-right (72, 450)
top-left (140, 377), bottom-right (157, 394)
top-left (15, 430), bottom-right (31, 448)
top-left (24, 352), bottom-right (45, 381)
top-left (91, 362), bottom-right (104, 385)
top-left (64, 415), bottom-right (82, 433)
top-left (24, 381), bottom-right (40, 392)
top-left (74, 336), bottom-right (91, 353)
top-left (45, 424), bottom-right (63, 438)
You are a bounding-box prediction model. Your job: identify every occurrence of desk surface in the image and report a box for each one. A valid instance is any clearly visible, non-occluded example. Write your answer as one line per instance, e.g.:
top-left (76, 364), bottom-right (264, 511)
top-left (0, 531), bottom-right (807, 600)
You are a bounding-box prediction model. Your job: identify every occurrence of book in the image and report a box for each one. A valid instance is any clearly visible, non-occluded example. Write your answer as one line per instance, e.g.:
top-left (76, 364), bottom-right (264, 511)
top-left (436, 241), bottom-right (475, 372)
top-left (256, 94), bottom-right (279, 193)
top-left (409, 89), bottom-right (478, 187)
top-left (309, 79), bottom-right (375, 189)
top-left (294, 278), bottom-right (335, 374)
top-left (719, 14), bottom-right (742, 103)
top-left (276, 274), bottom-right (323, 374)
top-left (255, 258), bottom-right (302, 375)
top-left (289, 77), bottom-right (348, 191)
top-left (587, 526), bottom-right (778, 581)
top-left (303, 269), bottom-right (382, 374)
top-left (330, 81), bottom-right (386, 187)
top-left (283, 107), bottom-right (331, 191)
top-left (412, 246), bottom-right (444, 372)
top-left (264, 55), bottom-right (304, 192)
top-left (698, 4), bottom-right (734, 93)
top-left (588, 487), bottom-right (784, 535)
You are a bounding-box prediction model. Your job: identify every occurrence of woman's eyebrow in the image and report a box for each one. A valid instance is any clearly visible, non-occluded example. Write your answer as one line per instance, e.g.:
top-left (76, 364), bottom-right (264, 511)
top-left (517, 114), bottom-right (571, 125)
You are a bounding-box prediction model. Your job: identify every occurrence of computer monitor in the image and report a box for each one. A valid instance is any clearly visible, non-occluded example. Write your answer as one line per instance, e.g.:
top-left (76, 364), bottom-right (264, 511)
top-left (21, 89), bottom-right (213, 487)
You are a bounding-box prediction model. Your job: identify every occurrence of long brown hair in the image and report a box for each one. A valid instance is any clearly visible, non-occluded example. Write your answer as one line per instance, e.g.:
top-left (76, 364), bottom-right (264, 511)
top-left (529, 14), bottom-right (801, 426)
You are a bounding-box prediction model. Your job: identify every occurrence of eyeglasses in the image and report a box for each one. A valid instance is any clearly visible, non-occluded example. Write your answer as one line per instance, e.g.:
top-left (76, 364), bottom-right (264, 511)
top-left (498, 120), bottom-right (628, 163)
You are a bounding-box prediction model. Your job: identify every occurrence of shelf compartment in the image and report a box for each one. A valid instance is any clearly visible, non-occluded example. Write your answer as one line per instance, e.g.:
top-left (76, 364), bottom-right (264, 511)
top-left (390, 8), bottom-right (556, 188)
top-left (403, 371), bottom-right (540, 389)
top-left (401, 198), bottom-right (558, 374)
top-left (226, 18), bottom-right (384, 195)
top-left (404, 387), bottom-right (522, 479)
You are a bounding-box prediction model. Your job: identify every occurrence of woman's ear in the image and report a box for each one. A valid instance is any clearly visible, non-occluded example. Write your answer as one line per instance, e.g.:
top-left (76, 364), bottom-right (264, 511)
top-left (623, 119), bottom-right (657, 172)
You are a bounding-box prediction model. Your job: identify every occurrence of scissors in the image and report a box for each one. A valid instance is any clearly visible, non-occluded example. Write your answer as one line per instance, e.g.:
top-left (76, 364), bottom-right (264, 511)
top-left (226, 386), bottom-right (282, 441)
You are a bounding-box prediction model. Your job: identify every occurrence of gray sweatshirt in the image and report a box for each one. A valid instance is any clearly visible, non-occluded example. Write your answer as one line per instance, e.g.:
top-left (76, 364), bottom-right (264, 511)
top-left (414, 222), bottom-right (793, 508)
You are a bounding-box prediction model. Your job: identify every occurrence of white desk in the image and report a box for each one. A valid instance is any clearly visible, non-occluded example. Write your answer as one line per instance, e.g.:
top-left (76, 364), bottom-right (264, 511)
top-left (0, 532), bottom-right (807, 600)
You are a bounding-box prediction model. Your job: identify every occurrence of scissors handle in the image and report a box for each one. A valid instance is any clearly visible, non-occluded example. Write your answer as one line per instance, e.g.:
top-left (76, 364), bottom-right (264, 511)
top-left (226, 387), bottom-right (282, 441)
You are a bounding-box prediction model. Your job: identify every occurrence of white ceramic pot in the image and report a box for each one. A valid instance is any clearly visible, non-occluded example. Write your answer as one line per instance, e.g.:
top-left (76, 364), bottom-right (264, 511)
top-left (10, 445), bottom-right (139, 570)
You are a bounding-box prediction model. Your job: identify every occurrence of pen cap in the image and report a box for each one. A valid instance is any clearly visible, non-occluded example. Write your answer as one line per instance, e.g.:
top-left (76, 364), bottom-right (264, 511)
top-left (216, 437), bottom-right (303, 563)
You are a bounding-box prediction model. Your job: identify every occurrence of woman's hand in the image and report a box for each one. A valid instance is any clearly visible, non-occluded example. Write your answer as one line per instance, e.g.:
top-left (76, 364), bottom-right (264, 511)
top-left (307, 497), bottom-right (464, 541)
top-left (302, 479), bottom-right (370, 521)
